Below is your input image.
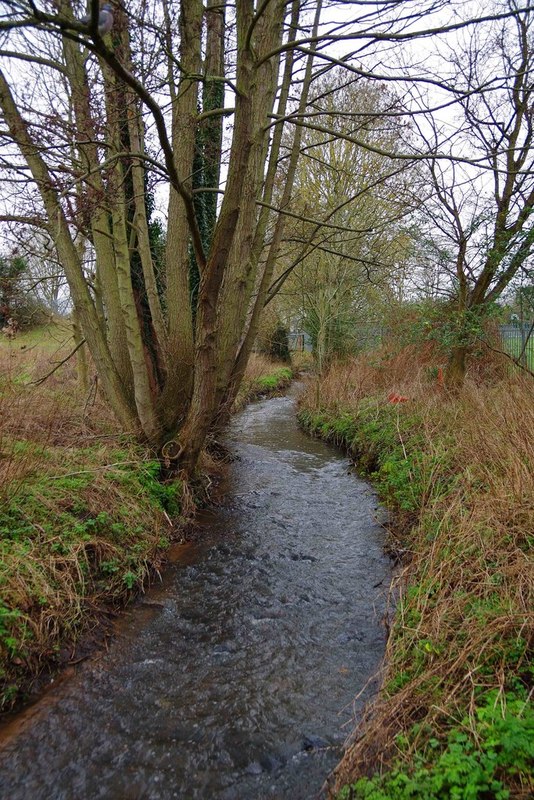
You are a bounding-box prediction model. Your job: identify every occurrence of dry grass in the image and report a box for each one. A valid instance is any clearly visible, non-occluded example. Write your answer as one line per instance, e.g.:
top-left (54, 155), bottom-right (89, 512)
top-left (0, 322), bottom-right (120, 448)
top-left (298, 349), bottom-right (533, 797)
top-left (0, 326), bottom-right (123, 511)
top-left (233, 352), bottom-right (292, 410)
top-left (243, 352), bottom-right (278, 382)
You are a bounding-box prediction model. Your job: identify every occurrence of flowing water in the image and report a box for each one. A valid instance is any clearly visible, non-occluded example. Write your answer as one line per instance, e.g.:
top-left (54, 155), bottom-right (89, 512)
top-left (0, 388), bottom-right (391, 800)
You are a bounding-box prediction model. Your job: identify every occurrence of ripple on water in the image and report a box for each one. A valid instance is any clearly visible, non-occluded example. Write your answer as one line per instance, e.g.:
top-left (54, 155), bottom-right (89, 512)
top-left (0, 390), bottom-right (391, 800)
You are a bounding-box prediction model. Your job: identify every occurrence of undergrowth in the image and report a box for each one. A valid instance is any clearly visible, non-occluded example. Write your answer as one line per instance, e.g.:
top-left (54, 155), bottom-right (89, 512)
top-left (0, 384), bottom-right (175, 711)
top-left (298, 349), bottom-right (533, 799)
top-left (339, 692), bottom-right (533, 800)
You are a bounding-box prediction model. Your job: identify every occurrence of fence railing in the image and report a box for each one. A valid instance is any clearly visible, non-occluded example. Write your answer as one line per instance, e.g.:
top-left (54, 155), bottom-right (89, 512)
top-left (289, 321), bottom-right (534, 373)
top-left (498, 322), bottom-right (534, 371)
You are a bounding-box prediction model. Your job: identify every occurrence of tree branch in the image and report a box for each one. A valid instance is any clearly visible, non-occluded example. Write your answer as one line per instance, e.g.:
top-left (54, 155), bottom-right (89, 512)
top-left (31, 337), bottom-right (86, 385)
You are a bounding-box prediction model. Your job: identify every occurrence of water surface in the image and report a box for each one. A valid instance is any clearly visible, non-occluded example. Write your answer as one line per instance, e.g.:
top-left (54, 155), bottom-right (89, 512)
top-left (0, 389), bottom-right (390, 799)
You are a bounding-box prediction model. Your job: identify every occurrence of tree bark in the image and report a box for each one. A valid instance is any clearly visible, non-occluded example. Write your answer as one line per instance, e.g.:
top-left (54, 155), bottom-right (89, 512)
top-left (445, 345), bottom-right (469, 391)
top-left (0, 69), bottom-right (140, 435)
top-left (178, 0), bottom-right (285, 474)
top-left (57, 5), bottom-right (133, 394)
top-left (215, 0), bottom-right (320, 423)
top-left (72, 309), bottom-right (89, 394)
top-left (158, 0), bottom-right (203, 433)
top-left (103, 61), bottom-right (162, 442)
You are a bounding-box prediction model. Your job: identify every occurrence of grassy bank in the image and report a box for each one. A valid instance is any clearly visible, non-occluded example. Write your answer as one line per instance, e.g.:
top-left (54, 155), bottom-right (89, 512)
top-left (0, 326), bottom-right (291, 713)
top-left (234, 353), bottom-right (292, 409)
top-left (298, 349), bottom-right (533, 799)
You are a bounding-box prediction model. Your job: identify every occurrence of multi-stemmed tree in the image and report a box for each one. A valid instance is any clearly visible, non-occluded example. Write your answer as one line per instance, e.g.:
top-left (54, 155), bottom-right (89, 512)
top-left (1, 0), bottom-right (534, 476)
top-left (0, 0), bottom-right (302, 474)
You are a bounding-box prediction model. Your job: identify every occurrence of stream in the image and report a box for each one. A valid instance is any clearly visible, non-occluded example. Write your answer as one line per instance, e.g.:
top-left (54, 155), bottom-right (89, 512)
top-left (0, 388), bottom-right (391, 800)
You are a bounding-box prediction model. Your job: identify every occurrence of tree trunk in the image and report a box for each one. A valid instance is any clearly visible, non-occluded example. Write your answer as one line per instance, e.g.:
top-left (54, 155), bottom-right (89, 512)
top-left (176, 0), bottom-right (285, 476)
top-left (1, 0), bottom-right (304, 482)
top-left (158, 0), bottom-right (202, 434)
top-left (445, 345), bottom-right (468, 391)
top-left (60, 26), bottom-right (134, 395)
top-left (209, 0), bottom-right (314, 432)
top-left (0, 70), bottom-right (140, 435)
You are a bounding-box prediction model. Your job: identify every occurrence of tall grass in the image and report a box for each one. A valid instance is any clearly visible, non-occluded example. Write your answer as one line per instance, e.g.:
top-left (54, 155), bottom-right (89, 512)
top-left (298, 349), bottom-right (533, 798)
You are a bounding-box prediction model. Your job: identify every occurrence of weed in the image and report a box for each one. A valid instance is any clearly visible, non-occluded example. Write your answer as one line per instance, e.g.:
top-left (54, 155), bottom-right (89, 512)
top-left (122, 571), bottom-right (138, 590)
top-left (340, 693), bottom-right (533, 800)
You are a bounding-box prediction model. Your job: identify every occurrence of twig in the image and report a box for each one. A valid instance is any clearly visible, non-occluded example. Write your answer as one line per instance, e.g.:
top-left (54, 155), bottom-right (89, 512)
top-left (83, 375), bottom-right (98, 416)
top-left (476, 335), bottom-right (534, 378)
top-left (30, 339), bottom-right (86, 385)
top-left (47, 461), bottom-right (144, 480)
top-left (395, 410), bottom-right (409, 461)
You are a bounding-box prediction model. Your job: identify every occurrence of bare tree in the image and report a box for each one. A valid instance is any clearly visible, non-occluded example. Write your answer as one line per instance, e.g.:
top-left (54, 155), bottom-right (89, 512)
top-left (1, 0), bottom-right (532, 475)
top-left (410, 1), bottom-right (534, 385)
top-left (0, 0), bottom-right (299, 475)
top-left (271, 76), bottom-right (417, 368)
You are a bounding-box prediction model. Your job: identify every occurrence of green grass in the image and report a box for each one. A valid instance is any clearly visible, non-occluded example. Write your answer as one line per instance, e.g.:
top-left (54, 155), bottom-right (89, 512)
top-left (298, 373), bottom-right (533, 799)
top-left (0, 321), bottom-right (73, 353)
top-left (255, 366), bottom-right (292, 390)
top-left (0, 438), bottom-right (175, 711)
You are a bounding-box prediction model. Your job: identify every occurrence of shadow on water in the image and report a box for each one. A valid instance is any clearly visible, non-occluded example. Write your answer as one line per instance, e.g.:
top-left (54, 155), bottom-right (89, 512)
top-left (0, 387), bottom-right (391, 800)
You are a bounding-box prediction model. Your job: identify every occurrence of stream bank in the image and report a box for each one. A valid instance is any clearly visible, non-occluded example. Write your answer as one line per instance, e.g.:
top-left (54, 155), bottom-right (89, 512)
top-left (298, 365), bottom-right (533, 799)
top-left (0, 386), bottom-right (390, 799)
top-left (0, 362), bottom-right (292, 714)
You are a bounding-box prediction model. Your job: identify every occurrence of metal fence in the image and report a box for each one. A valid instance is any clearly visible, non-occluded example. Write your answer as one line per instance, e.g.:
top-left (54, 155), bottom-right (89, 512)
top-left (350, 324), bottom-right (387, 352)
top-left (498, 322), bottom-right (534, 371)
top-left (289, 322), bottom-right (534, 371)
